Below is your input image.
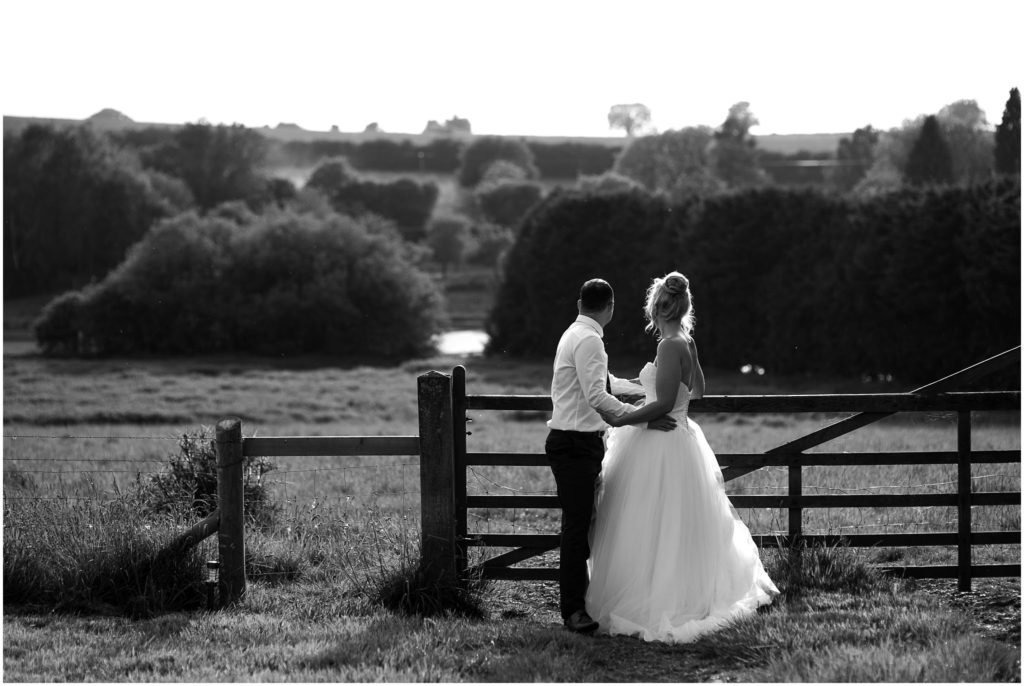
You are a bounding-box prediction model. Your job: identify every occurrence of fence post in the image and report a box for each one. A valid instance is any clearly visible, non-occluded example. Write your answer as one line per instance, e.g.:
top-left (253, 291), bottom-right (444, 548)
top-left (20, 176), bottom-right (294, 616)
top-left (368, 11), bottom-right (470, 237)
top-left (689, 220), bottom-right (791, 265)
top-left (957, 411), bottom-right (972, 592)
top-left (451, 365), bottom-right (469, 578)
top-left (789, 458), bottom-right (803, 569)
top-left (216, 418), bottom-right (246, 607)
top-left (417, 371), bottom-right (457, 581)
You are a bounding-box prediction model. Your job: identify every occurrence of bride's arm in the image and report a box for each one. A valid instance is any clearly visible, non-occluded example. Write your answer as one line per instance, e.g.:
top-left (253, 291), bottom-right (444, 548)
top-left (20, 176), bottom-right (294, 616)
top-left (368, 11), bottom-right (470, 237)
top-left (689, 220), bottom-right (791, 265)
top-left (603, 339), bottom-right (682, 427)
top-left (690, 339), bottom-right (706, 399)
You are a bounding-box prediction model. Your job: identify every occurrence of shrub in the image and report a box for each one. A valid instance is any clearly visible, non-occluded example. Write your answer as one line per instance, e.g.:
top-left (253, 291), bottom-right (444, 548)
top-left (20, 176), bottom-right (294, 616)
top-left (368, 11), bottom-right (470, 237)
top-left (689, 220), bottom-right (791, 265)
top-left (141, 428), bottom-right (278, 529)
top-left (34, 206), bottom-right (448, 359)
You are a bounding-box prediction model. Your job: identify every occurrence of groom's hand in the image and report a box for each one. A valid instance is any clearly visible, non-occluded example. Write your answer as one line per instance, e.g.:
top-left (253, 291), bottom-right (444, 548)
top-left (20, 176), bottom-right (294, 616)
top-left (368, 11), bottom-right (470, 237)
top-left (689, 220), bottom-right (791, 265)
top-left (648, 415), bottom-right (677, 432)
top-left (597, 409), bottom-right (624, 427)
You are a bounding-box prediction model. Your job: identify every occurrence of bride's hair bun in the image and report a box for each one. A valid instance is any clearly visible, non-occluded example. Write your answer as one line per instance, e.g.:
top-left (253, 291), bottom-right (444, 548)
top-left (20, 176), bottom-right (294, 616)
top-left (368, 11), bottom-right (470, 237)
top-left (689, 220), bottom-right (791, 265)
top-left (643, 271), bottom-right (695, 337)
top-left (662, 273), bottom-right (689, 296)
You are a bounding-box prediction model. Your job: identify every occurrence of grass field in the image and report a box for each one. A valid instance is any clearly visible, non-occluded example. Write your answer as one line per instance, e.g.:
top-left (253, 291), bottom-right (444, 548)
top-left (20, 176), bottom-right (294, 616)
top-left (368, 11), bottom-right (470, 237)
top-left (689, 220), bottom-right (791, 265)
top-left (3, 327), bottom-right (1020, 680)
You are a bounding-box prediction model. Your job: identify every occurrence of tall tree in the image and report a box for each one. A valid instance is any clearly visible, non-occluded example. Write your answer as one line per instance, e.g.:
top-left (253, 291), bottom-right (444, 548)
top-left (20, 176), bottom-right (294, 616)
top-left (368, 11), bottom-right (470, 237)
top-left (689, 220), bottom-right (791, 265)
top-left (427, 216), bottom-right (467, 278)
top-left (859, 100), bottom-right (995, 193)
top-left (607, 104), bottom-right (652, 137)
top-left (994, 87), bottom-right (1021, 175)
top-left (613, 127), bottom-right (724, 198)
top-left (833, 125), bottom-right (879, 191)
top-left (905, 115), bottom-right (954, 185)
top-left (937, 100), bottom-right (994, 182)
top-left (713, 102), bottom-right (766, 188)
top-left (444, 115), bottom-right (472, 135)
top-left (144, 122), bottom-right (268, 210)
top-left (3, 125), bottom-right (173, 296)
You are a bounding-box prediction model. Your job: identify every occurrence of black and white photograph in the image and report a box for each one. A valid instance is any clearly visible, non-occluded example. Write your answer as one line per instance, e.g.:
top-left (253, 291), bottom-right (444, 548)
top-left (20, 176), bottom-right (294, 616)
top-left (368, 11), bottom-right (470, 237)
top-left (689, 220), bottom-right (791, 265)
top-left (2, 0), bottom-right (1020, 681)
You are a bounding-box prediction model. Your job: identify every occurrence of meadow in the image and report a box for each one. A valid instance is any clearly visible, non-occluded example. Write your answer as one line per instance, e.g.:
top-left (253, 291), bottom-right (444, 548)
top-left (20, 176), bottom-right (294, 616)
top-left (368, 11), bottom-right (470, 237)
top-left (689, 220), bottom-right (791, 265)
top-left (3, 331), bottom-right (1020, 681)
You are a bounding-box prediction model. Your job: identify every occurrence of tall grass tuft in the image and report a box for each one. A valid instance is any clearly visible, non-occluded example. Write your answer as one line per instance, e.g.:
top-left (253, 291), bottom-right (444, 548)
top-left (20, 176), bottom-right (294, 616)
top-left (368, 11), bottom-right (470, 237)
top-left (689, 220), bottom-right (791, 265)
top-left (310, 505), bottom-right (489, 618)
top-left (373, 559), bottom-right (489, 619)
top-left (765, 538), bottom-right (883, 597)
top-left (3, 494), bottom-right (207, 617)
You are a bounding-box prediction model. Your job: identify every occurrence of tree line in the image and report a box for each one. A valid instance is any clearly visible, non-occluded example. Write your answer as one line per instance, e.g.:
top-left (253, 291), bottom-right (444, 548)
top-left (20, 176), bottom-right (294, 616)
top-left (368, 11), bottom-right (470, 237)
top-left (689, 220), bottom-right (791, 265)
top-left (487, 178), bottom-right (1020, 383)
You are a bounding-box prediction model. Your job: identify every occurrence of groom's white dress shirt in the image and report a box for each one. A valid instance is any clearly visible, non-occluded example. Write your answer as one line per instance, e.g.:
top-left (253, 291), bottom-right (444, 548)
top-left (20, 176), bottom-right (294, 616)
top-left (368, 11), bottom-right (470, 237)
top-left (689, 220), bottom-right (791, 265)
top-left (548, 315), bottom-right (629, 433)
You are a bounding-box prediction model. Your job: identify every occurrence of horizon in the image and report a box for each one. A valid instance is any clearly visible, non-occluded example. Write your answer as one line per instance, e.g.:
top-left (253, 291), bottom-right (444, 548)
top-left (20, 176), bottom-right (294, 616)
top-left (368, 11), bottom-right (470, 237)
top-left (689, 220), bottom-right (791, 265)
top-left (1, 108), bottom-right (860, 139)
top-left (2, 0), bottom-right (1021, 139)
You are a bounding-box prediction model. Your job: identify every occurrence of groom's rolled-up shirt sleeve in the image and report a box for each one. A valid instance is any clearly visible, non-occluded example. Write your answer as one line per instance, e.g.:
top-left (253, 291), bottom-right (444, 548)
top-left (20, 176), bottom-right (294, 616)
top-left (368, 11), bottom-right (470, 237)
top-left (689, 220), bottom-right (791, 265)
top-left (575, 336), bottom-right (629, 418)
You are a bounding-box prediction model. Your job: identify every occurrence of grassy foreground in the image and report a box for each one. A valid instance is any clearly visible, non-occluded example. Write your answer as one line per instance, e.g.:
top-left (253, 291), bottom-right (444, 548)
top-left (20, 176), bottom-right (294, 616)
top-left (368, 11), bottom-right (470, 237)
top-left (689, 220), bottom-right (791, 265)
top-left (4, 562), bottom-right (1020, 682)
top-left (3, 335), bottom-right (1020, 681)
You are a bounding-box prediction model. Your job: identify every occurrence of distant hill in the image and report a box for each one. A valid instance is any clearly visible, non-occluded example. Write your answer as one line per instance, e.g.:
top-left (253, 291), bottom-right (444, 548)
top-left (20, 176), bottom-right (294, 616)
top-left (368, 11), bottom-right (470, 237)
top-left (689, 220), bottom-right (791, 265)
top-left (4, 110), bottom-right (177, 136)
top-left (3, 111), bottom-right (849, 155)
top-left (86, 108), bottom-right (135, 128)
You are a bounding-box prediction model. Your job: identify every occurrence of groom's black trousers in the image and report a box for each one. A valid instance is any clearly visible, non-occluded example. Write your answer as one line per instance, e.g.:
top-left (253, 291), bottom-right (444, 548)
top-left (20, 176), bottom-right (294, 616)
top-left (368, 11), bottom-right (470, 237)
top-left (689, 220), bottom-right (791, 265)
top-left (545, 428), bottom-right (605, 620)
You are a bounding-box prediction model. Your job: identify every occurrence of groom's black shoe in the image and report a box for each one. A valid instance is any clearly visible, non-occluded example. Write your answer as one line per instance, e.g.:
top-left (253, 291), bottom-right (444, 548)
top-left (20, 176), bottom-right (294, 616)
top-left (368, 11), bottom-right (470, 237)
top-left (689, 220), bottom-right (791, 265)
top-left (564, 609), bottom-right (599, 634)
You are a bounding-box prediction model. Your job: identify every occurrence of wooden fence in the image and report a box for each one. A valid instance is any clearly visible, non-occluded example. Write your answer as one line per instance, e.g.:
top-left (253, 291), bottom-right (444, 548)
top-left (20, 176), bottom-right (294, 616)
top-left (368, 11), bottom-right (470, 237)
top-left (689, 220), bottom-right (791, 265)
top-left (439, 347), bottom-right (1021, 592)
top-left (182, 347), bottom-right (1020, 607)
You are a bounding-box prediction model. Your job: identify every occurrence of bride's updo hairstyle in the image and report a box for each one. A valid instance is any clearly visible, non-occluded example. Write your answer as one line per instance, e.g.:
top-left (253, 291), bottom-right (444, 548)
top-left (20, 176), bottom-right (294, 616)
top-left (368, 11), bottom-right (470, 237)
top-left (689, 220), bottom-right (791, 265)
top-left (644, 271), bottom-right (695, 338)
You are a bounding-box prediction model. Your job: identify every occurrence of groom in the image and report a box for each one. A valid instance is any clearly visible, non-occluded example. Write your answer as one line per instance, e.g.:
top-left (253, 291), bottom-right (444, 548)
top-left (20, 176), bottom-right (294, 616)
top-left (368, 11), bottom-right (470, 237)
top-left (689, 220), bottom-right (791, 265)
top-left (545, 278), bottom-right (676, 633)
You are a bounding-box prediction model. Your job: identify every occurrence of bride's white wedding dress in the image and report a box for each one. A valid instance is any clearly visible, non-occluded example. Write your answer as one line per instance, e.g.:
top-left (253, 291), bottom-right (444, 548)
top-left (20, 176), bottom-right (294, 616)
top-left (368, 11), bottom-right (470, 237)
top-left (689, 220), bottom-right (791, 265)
top-left (586, 362), bottom-right (777, 643)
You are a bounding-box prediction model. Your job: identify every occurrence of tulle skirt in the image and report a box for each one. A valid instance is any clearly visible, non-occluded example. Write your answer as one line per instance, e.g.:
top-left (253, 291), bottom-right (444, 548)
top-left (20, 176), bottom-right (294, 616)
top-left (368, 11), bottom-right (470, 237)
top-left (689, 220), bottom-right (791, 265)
top-left (585, 417), bottom-right (777, 643)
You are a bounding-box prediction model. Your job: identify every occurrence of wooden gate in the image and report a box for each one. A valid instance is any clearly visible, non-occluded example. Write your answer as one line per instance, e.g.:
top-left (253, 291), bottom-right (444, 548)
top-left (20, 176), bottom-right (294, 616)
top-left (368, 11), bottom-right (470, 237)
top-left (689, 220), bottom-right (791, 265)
top-left (439, 347), bottom-right (1021, 591)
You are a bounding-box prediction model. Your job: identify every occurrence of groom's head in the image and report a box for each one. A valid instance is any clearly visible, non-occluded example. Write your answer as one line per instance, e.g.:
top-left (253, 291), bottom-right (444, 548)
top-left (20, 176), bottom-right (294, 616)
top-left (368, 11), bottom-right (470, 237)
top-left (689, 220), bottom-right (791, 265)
top-left (578, 278), bottom-right (615, 327)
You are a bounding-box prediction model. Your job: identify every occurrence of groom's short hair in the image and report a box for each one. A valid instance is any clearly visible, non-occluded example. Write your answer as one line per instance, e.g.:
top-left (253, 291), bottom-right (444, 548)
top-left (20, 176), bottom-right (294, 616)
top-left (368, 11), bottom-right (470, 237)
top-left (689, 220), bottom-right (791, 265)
top-left (580, 278), bottom-right (614, 312)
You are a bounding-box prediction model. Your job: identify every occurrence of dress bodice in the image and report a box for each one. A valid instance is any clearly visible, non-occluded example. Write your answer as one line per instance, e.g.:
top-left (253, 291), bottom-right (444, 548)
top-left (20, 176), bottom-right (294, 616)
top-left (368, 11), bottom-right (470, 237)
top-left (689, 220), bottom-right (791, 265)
top-left (638, 362), bottom-right (691, 419)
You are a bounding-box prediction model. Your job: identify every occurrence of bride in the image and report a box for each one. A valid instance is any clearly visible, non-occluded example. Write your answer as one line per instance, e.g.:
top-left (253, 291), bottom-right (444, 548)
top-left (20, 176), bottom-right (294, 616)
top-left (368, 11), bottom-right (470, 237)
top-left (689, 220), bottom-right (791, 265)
top-left (588, 271), bottom-right (777, 643)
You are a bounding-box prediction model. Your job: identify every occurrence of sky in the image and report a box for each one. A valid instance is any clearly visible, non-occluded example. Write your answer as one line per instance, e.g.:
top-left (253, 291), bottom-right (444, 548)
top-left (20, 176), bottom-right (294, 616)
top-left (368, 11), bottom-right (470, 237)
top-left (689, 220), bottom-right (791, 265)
top-left (2, 0), bottom-right (1021, 138)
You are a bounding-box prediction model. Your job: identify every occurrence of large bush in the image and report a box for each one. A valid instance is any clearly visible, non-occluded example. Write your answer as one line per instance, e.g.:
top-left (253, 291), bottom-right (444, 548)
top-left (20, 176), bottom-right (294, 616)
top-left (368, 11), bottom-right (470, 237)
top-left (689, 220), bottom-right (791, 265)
top-left (270, 137), bottom-right (463, 174)
top-left (457, 137), bottom-right (538, 188)
top-left (475, 180), bottom-right (544, 227)
top-left (487, 178), bottom-right (1020, 382)
top-left (3, 125), bottom-right (183, 297)
top-left (333, 178), bottom-right (439, 240)
top-left (34, 206), bottom-right (447, 358)
top-left (527, 141), bottom-right (620, 179)
top-left (306, 157), bottom-right (439, 240)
